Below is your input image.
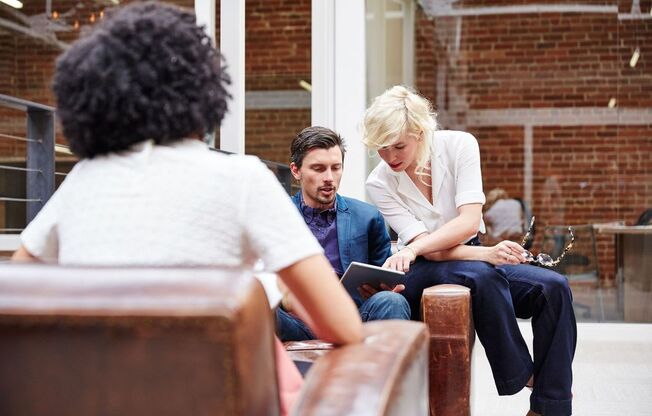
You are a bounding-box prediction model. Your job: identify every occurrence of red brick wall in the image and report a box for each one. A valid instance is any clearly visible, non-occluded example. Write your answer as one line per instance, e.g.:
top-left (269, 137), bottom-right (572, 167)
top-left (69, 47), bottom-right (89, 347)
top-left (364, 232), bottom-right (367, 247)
top-left (245, 109), bottom-right (310, 163)
top-left (0, 0), bottom-right (310, 164)
top-left (415, 2), bottom-right (652, 284)
top-left (244, 0), bottom-right (311, 163)
top-left (2, 1), bottom-right (649, 282)
top-left (471, 126), bottom-right (525, 196)
top-left (245, 0), bottom-right (311, 91)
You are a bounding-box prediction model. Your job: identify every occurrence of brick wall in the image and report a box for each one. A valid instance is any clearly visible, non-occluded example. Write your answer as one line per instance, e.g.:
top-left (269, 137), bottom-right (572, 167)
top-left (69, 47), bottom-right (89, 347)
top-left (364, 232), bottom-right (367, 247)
top-left (245, 0), bottom-right (311, 91)
top-left (244, 0), bottom-right (311, 163)
top-left (1, 1), bottom-right (649, 282)
top-left (415, 2), bottom-right (652, 284)
top-left (0, 0), bottom-right (310, 165)
top-left (245, 109), bottom-right (310, 164)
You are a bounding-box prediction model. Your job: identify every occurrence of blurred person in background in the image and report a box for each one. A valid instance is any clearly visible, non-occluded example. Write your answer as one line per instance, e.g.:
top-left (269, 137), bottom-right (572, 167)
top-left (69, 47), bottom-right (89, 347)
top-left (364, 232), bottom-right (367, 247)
top-left (482, 188), bottom-right (528, 246)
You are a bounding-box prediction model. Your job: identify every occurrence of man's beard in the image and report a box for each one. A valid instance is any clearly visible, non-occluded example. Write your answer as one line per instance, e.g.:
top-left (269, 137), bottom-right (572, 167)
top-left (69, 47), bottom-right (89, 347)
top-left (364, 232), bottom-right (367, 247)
top-left (315, 186), bottom-right (336, 205)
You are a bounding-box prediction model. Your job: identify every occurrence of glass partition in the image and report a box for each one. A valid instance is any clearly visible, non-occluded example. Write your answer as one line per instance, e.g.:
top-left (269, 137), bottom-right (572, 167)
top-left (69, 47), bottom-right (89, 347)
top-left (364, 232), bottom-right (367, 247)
top-left (366, 0), bottom-right (652, 323)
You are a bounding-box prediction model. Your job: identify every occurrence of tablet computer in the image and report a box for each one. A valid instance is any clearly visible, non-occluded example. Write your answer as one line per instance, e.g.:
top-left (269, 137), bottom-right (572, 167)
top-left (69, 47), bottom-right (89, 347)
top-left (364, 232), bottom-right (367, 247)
top-left (340, 261), bottom-right (405, 299)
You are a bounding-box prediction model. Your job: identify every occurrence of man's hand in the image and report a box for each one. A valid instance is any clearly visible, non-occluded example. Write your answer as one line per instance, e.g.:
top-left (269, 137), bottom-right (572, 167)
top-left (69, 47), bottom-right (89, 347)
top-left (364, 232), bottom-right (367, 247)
top-left (357, 283), bottom-right (406, 300)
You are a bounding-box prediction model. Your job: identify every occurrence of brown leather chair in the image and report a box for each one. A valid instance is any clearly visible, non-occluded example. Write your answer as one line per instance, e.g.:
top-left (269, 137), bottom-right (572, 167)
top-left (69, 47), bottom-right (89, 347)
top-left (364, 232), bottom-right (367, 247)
top-left (0, 264), bottom-right (429, 416)
top-left (287, 283), bottom-right (475, 416)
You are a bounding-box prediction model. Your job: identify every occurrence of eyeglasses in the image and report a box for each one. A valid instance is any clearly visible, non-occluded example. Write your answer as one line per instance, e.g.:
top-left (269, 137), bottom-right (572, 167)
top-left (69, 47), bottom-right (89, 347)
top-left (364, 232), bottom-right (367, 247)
top-left (520, 216), bottom-right (575, 268)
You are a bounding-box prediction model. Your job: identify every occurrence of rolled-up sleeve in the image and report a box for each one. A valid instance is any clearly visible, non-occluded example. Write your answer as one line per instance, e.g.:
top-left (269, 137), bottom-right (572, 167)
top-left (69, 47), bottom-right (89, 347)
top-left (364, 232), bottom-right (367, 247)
top-left (453, 132), bottom-right (486, 208)
top-left (20, 188), bottom-right (61, 261)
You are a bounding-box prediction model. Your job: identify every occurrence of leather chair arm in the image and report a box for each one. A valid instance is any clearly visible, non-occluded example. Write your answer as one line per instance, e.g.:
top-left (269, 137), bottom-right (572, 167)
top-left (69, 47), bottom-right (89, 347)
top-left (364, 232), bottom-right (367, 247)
top-left (294, 320), bottom-right (429, 416)
top-left (421, 284), bottom-right (474, 416)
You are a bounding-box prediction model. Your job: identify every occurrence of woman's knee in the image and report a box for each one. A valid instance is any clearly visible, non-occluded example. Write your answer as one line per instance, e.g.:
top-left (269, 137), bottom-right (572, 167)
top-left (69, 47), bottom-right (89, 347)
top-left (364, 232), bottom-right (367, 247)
top-left (450, 261), bottom-right (507, 292)
top-left (542, 272), bottom-right (572, 300)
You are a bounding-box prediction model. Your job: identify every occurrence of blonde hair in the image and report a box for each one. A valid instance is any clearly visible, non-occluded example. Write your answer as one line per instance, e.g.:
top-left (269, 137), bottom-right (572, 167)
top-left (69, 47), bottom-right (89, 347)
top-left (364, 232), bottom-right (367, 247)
top-left (362, 85), bottom-right (438, 179)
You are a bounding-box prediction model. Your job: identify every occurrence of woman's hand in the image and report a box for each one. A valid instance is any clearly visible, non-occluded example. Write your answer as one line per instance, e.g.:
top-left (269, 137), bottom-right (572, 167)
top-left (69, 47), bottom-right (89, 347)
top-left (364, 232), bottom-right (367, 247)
top-left (482, 240), bottom-right (528, 266)
top-left (382, 246), bottom-right (417, 272)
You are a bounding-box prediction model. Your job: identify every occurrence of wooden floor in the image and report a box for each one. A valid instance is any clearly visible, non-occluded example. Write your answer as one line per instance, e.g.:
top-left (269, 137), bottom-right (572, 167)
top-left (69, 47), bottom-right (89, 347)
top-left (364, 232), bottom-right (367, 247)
top-left (471, 322), bottom-right (652, 416)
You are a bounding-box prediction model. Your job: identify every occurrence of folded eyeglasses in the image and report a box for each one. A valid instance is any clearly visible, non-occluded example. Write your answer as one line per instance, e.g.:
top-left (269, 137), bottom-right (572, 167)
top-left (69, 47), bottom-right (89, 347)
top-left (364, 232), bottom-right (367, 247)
top-left (520, 216), bottom-right (574, 268)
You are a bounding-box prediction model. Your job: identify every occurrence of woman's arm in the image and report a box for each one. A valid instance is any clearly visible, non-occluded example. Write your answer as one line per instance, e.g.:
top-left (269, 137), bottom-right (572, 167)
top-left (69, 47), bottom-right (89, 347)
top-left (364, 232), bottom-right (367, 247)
top-left (11, 245), bottom-right (39, 262)
top-left (383, 204), bottom-right (482, 271)
top-left (422, 240), bottom-right (528, 266)
top-left (384, 204), bottom-right (529, 270)
top-left (277, 254), bottom-right (363, 345)
top-left (408, 203), bottom-right (482, 254)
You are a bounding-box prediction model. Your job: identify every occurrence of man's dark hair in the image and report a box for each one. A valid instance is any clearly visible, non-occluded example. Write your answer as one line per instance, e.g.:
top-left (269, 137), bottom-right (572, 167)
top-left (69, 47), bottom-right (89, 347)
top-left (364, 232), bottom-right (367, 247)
top-left (52, 1), bottom-right (231, 158)
top-left (290, 126), bottom-right (346, 168)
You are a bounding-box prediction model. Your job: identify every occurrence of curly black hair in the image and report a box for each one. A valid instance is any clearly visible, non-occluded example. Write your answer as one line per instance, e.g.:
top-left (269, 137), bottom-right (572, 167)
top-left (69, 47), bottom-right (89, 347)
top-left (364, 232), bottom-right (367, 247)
top-left (53, 1), bottom-right (230, 158)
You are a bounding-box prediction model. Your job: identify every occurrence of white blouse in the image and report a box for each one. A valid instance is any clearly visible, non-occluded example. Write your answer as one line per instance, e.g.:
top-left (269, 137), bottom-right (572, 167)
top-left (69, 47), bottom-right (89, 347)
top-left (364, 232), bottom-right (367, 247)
top-left (21, 139), bottom-right (323, 271)
top-left (366, 130), bottom-right (486, 246)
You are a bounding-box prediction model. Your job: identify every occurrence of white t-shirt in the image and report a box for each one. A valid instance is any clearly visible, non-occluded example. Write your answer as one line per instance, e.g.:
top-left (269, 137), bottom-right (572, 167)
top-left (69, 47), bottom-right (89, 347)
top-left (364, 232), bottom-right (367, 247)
top-left (21, 139), bottom-right (323, 271)
top-left (484, 199), bottom-right (524, 238)
top-left (366, 130), bottom-right (486, 246)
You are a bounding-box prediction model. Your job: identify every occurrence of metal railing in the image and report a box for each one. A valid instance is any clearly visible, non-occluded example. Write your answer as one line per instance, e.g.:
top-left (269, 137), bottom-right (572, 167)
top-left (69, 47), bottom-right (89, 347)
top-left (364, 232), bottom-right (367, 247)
top-left (0, 94), bottom-right (55, 224)
top-left (0, 94), bottom-right (294, 239)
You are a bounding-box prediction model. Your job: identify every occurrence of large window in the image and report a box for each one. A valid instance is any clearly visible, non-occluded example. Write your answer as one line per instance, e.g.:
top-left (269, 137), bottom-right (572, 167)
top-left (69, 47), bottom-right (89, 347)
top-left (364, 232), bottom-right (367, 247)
top-left (0, 0), bottom-right (309, 243)
top-left (367, 0), bottom-right (652, 323)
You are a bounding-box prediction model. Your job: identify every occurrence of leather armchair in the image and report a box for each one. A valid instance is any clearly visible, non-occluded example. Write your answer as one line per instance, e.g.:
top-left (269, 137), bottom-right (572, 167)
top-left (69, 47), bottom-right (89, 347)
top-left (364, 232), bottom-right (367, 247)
top-left (287, 283), bottom-right (475, 416)
top-left (0, 265), bottom-right (429, 416)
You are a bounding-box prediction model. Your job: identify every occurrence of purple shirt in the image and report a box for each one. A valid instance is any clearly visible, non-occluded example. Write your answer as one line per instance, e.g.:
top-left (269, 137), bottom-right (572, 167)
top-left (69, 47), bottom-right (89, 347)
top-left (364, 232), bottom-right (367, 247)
top-left (299, 200), bottom-right (343, 276)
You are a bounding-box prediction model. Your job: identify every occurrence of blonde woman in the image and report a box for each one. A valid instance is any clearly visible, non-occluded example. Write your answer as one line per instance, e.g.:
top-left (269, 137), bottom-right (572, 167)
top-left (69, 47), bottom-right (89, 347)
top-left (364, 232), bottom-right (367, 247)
top-left (362, 86), bottom-right (575, 416)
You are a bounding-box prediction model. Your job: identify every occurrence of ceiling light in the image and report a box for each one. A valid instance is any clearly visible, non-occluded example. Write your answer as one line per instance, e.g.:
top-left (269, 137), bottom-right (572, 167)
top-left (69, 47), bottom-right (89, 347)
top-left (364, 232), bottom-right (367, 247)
top-left (55, 144), bottom-right (73, 155)
top-left (0, 0), bottom-right (23, 9)
top-left (299, 80), bottom-right (312, 92)
top-left (630, 48), bottom-right (640, 68)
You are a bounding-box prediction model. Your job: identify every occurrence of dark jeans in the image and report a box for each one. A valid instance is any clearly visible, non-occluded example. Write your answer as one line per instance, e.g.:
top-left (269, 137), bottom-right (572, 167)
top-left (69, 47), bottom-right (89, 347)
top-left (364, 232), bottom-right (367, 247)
top-left (404, 258), bottom-right (576, 416)
top-left (275, 290), bottom-right (410, 341)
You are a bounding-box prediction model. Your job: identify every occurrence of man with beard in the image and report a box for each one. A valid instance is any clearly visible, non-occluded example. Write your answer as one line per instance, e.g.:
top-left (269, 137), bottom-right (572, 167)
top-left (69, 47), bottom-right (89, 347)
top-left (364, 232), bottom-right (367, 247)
top-left (276, 126), bottom-right (410, 342)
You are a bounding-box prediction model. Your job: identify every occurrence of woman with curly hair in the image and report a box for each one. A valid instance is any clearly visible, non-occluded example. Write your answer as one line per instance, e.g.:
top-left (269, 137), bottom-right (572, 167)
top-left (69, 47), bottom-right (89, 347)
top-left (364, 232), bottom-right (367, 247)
top-left (362, 85), bottom-right (576, 416)
top-left (12, 3), bottom-right (362, 413)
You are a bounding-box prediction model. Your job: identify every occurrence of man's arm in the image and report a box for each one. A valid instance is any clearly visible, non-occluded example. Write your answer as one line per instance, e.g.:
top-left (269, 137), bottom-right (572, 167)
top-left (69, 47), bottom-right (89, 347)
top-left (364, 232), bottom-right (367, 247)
top-left (278, 254), bottom-right (362, 345)
top-left (357, 210), bottom-right (403, 299)
top-left (367, 210), bottom-right (392, 267)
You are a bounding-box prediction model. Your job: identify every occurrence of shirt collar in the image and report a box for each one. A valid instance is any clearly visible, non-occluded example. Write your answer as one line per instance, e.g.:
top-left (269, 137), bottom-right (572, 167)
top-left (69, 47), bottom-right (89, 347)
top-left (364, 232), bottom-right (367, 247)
top-left (299, 195), bottom-right (337, 222)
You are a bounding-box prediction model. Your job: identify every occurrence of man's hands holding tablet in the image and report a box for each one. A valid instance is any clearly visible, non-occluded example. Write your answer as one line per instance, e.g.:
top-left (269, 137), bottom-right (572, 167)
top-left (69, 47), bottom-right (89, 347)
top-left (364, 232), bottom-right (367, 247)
top-left (357, 282), bottom-right (405, 300)
top-left (340, 262), bottom-right (406, 300)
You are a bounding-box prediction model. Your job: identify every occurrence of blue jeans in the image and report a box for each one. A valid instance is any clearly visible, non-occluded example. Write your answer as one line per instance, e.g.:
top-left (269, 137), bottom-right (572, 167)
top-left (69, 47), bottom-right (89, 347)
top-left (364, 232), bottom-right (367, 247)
top-left (404, 258), bottom-right (576, 416)
top-left (275, 290), bottom-right (410, 342)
